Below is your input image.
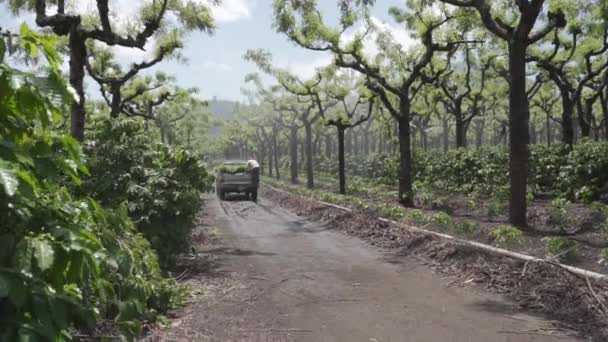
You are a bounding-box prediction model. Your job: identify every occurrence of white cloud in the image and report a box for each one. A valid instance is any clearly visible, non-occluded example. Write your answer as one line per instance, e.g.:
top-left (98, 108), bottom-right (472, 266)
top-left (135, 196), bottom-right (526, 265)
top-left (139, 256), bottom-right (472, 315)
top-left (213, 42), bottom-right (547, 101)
top-left (341, 16), bottom-right (416, 58)
top-left (369, 17), bottom-right (415, 50)
top-left (201, 60), bottom-right (233, 72)
top-left (110, 45), bottom-right (150, 62)
top-left (276, 53), bottom-right (333, 79)
top-left (64, 0), bottom-right (256, 25)
top-left (205, 0), bottom-right (256, 23)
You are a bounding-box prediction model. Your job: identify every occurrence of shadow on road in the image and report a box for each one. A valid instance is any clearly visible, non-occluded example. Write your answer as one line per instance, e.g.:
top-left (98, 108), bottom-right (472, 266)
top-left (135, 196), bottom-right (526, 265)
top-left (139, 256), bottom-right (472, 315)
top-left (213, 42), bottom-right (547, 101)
top-left (220, 193), bottom-right (255, 202)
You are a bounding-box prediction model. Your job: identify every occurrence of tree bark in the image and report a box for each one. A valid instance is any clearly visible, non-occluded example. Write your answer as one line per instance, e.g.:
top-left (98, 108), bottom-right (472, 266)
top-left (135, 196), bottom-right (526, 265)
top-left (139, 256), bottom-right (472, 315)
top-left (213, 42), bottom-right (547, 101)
top-left (69, 28), bottom-right (87, 141)
top-left (560, 93), bottom-right (575, 145)
top-left (508, 40), bottom-right (530, 227)
top-left (602, 91), bottom-right (608, 140)
top-left (397, 99), bottom-right (414, 207)
top-left (304, 123), bottom-right (314, 189)
top-left (546, 111), bottom-right (552, 146)
top-left (273, 131), bottom-right (281, 179)
top-left (110, 83), bottom-right (122, 118)
top-left (455, 116), bottom-right (466, 148)
top-left (338, 127), bottom-right (346, 194)
top-left (577, 99), bottom-right (592, 138)
top-left (452, 101), bottom-right (468, 148)
top-left (268, 142), bottom-right (274, 177)
top-left (290, 126), bottom-right (298, 184)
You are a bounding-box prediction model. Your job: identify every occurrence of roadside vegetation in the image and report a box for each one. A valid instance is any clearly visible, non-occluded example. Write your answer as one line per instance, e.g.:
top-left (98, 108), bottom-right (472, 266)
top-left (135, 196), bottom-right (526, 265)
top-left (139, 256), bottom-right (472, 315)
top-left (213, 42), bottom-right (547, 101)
top-left (0, 0), bottom-right (215, 339)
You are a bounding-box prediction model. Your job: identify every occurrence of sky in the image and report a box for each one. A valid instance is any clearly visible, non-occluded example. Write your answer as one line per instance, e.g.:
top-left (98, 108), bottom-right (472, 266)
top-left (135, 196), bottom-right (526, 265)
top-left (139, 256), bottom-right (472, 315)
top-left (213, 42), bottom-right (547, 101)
top-left (0, 0), bottom-right (407, 102)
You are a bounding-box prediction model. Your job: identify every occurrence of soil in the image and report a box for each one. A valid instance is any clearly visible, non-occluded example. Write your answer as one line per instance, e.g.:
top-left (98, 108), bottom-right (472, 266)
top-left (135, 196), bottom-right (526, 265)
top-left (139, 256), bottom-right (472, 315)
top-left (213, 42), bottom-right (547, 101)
top-left (274, 175), bottom-right (608, 275)
top-left (143, 192), bottom-right (598, 341)
top-left (261, 185), bottom-right (608, 341)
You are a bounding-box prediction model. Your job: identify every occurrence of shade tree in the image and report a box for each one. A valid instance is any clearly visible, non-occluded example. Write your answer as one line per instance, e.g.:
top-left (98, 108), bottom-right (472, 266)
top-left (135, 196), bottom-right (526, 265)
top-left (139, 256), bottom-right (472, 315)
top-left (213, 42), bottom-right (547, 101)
top-left (322, 71), bottom-right (376, 194)
top-left (437, 0), bottom-right (567, 227)
top-left (85, 31), bottom-right (183, 118)
top-left (273, 0), bottom-right (463, 205)
top-left (2, 0), bottom-right (215, 141)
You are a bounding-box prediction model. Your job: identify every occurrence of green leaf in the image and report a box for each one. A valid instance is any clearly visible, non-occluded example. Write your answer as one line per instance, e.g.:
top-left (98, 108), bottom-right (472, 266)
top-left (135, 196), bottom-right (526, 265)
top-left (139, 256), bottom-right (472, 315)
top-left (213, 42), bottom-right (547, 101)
top-left (13, 239), bottom-right (33, 273)
top-left (16, 170), bottom-right (39, 195)
top-left (32, 237), bottom-right (54, 271)
top-left (0, 164), bottom-right (18, 196)
top-left (18, 329), bottom-right (38, 342)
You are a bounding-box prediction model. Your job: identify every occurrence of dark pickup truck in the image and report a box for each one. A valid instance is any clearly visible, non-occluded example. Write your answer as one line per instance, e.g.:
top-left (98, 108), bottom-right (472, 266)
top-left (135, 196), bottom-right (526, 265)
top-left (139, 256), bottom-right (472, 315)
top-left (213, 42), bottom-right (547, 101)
top-left (216, 161), bottom-right (259, 201)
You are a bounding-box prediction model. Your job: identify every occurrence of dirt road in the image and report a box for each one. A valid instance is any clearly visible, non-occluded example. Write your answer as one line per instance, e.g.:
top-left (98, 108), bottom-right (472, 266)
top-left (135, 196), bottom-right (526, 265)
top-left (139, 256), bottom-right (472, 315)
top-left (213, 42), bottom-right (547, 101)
top-left (175, 196), bottom-right (580, 342)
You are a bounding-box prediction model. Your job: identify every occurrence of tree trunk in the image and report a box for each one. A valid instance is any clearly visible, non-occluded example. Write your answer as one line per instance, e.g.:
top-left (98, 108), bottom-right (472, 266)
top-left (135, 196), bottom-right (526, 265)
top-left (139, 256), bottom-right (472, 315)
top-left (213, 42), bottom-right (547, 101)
top-left (602, 91), bottom-right (608, 140)
top-left (273, 132), bottom-right (281, 179)
top-left (560, 93), bottom-right (574, 145)
top-left (268, 142), bottom-right (274, 177)
top-left (364, 130), bottom-right (370, 155)
top-left (110, 83), bottom-right (122, 118)
top-left (397, 99), bottom-right (414, 207)
top-left (455, 110), bottom-right (466, 148)
top-left (442, 119), bottom-right (449, 152)
top-left (304, 123), bottom-right (314, 189)
top-left (577, 99), bottom-right (592, 138)
top-left (546, 111), bottom-right (552, 146)
top-left (299, 141), bottom-right (305, 171)
top-left (69, 29), bottom-right (87, 142)
top-left (338, 127), bottom-right (346, 194)
top-left (290, 127), bottom-right (298, 184)
top-left (508, 41), bottom-right (530, 227)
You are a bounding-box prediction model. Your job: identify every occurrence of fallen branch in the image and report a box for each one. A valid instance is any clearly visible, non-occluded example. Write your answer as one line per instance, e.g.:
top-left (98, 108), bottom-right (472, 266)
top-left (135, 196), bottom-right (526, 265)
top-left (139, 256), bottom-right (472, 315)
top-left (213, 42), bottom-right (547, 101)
top-left (586, 277), bottom-right (608, 313)
top-left (173, 268), bottom-right (189, 281)
top-left (263, 184), bottom-right (608, 281)
top-left (520, 260), bottom-right (530, 278)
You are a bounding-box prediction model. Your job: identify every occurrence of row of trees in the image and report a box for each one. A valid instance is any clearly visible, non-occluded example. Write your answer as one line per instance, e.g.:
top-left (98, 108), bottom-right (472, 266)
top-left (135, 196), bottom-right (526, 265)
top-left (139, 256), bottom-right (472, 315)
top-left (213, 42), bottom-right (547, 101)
top-left (218, 0), bottom-right (608, 230)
